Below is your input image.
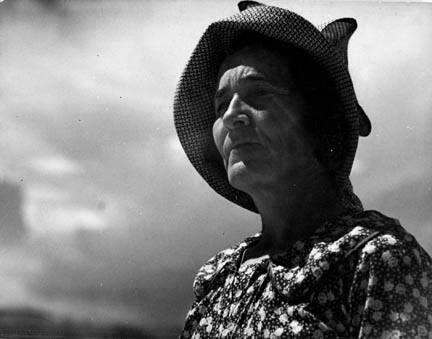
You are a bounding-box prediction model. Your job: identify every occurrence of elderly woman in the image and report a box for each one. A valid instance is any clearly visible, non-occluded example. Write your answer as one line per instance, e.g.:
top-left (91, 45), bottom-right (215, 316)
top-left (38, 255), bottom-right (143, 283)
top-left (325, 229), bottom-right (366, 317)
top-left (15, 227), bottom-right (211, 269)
top-left (174, 2), bottom-right (432, 338)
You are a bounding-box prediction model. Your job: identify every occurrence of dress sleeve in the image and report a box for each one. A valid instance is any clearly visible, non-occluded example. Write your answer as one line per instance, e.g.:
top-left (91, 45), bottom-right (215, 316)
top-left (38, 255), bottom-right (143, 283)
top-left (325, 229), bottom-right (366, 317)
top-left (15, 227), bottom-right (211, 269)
top-left (348, 232), bottom-right (432, 338)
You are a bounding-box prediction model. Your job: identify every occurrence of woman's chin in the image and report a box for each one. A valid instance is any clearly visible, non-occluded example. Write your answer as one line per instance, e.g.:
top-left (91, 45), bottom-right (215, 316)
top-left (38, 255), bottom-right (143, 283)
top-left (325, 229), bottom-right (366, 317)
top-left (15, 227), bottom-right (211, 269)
top-left (227, 162), bottom-right (262, 192)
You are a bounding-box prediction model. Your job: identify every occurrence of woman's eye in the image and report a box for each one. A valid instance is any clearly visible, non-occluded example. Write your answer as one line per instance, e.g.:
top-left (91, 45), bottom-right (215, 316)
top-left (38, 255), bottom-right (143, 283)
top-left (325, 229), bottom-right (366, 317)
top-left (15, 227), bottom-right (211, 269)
top-left (245, 89), bottom-right (273, 105)
top-left (251, 88), bottom-right (270, 97)
top-left (215, 102), bottom-right (228, 117)
top-left (249, 84), bottom-right (273, 96)
top-left (214, 86), bottom-right (273, 116)
top-left (244, 88), bottom-right (272, 107)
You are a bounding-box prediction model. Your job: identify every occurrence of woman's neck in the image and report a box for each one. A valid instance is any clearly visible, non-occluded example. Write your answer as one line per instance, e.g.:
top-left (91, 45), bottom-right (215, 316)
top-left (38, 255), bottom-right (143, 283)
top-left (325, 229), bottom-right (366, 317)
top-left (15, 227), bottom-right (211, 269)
top-left (250, 168), bottom-right (344, 254)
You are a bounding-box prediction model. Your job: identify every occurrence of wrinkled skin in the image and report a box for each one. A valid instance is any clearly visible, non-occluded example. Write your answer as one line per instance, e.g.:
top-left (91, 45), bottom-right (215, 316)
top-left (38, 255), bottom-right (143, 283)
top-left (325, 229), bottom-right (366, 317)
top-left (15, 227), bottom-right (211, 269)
top-left (213, 45), bottom-right (319, 196)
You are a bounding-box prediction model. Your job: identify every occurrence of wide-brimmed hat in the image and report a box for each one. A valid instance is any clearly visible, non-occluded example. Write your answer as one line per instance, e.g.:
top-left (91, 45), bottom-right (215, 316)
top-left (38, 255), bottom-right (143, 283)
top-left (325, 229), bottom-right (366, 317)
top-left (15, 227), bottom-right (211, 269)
top-left (174, 1), bottom-right (371, 213)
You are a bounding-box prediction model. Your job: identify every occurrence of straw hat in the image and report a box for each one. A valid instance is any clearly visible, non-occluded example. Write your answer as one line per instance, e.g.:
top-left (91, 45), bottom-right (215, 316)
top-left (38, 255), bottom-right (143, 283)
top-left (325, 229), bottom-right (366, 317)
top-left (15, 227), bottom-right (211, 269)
top-left (174, 1), bottom-right (371, 213)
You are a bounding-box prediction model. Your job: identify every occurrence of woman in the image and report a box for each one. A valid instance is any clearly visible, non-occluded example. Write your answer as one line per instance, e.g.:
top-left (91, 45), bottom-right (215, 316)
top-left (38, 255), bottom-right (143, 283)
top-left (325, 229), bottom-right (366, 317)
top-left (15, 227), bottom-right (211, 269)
top-left (174, 2), bottom-right (432, 338)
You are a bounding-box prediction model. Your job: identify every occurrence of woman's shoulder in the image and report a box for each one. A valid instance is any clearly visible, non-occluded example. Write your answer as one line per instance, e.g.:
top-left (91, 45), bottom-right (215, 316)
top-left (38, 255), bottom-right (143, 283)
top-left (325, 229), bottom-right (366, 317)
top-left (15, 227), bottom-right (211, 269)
top-left (342, 211), bottom-right (432, 337)
top-left (337, 210), bottom-right (432, 286)
top-left (352, 210), bottom-right (429, 254)
top-left (306, 209), bottom-right (432, 281)
top-left (192, 233), bottom-right (260, 300)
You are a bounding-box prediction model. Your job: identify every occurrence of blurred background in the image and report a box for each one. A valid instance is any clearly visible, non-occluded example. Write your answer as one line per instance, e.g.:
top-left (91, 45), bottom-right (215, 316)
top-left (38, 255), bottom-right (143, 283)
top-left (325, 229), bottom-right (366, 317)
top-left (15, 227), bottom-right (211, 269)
top-left (0, 0), bottom-right (431, 337)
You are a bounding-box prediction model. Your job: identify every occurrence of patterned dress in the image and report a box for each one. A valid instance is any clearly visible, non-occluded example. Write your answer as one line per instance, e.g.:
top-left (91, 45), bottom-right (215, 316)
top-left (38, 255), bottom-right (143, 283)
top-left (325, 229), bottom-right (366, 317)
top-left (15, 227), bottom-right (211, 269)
top-left (181, 210), bottom-right (432, 338)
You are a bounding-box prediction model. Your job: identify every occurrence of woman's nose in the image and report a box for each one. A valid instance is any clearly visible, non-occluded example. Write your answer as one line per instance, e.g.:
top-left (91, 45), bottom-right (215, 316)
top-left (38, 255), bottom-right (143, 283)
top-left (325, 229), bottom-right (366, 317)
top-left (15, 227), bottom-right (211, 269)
top-left (222, 93), bottom-right (251, 130)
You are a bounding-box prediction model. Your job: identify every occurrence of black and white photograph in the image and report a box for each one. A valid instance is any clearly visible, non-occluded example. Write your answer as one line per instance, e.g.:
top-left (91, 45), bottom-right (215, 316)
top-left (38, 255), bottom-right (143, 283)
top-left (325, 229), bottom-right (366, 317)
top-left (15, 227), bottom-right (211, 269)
top-left (0, 0), bottom-right (431, 338)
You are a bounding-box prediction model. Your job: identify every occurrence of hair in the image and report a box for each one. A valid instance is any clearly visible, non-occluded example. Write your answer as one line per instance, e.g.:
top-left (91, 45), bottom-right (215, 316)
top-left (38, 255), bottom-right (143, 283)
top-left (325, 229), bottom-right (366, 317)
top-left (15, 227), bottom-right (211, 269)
top-left (222, 31), bottom-right (345, 178)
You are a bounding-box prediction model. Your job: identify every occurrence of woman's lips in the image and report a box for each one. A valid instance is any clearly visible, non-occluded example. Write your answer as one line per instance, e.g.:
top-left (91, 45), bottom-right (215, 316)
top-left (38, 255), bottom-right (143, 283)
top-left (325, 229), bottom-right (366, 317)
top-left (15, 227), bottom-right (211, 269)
top-left (224, 141), bottom-right (261, 159)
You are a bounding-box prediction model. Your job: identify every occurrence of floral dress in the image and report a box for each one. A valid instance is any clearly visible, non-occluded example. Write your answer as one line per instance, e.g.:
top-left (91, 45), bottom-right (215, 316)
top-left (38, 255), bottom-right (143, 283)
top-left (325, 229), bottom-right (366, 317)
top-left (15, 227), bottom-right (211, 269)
top-left (181, 210), bottom-right (432, 338)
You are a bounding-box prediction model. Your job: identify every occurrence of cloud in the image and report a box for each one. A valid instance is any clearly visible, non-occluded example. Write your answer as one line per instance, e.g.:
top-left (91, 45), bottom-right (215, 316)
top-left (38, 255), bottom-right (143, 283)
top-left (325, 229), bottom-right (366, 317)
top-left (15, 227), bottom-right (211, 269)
top-left (25, 204), bottom-right (106, 234)
top-left (27, 156), bottom-right (83, 177)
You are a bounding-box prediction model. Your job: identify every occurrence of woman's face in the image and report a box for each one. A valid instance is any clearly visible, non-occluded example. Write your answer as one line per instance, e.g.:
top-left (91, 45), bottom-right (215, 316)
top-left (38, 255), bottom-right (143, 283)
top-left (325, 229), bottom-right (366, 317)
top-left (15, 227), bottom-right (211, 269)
top-left (212, 45), bottom-right (319, 194)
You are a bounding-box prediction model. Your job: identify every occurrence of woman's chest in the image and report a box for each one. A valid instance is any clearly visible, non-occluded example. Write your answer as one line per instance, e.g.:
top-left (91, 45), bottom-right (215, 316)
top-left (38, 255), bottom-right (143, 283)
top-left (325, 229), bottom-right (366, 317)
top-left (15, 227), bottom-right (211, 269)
top-left (184, 263), bottom-right (352, 338)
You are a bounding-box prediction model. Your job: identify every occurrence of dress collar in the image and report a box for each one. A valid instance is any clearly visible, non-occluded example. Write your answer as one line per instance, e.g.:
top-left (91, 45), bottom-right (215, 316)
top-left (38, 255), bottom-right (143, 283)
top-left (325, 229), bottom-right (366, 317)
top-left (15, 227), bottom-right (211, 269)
top-left (193, 210), bottom-right (400, 301)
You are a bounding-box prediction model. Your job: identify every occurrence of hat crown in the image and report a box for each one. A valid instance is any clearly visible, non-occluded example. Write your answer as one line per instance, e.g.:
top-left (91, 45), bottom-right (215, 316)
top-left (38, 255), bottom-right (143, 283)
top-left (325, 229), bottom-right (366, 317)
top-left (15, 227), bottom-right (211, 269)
top-left (238, 2), bottom-right (356, 65)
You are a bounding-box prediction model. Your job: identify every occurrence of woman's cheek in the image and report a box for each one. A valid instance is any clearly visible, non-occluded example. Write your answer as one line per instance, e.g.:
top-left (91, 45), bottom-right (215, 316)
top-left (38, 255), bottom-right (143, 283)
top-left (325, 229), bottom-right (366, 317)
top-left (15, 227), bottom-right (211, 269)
top-left (212, 119), bottom-right (226, 157)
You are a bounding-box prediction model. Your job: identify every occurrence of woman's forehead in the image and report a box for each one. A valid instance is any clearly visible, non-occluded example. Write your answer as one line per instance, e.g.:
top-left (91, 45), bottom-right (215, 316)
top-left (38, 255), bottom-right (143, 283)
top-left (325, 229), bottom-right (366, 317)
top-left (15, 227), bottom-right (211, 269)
top-left (217, 65), bottom-right (263, 86)
top-left (218, 45), bottom-right (296, 87)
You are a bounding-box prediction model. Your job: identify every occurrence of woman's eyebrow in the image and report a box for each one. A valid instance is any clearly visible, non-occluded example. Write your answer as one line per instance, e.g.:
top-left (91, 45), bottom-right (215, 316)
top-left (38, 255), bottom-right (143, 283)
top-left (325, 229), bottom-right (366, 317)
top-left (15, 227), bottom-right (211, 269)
top-left (214, 75), bottom-right (292, 101)
top-left (214, 74), bottom-right (270, 101)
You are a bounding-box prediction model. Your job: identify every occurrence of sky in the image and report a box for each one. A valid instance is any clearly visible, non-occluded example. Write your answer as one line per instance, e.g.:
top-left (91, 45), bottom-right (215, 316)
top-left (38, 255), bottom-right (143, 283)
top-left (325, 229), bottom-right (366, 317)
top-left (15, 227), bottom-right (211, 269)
top-left (0, 0), bottom-right (431, 336)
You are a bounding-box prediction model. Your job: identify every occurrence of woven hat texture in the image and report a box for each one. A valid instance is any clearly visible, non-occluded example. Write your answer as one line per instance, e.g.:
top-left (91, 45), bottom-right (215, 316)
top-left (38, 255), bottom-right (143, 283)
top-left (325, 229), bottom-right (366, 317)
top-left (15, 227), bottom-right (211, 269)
top-left (174, 1), bottom-right (371, 213)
